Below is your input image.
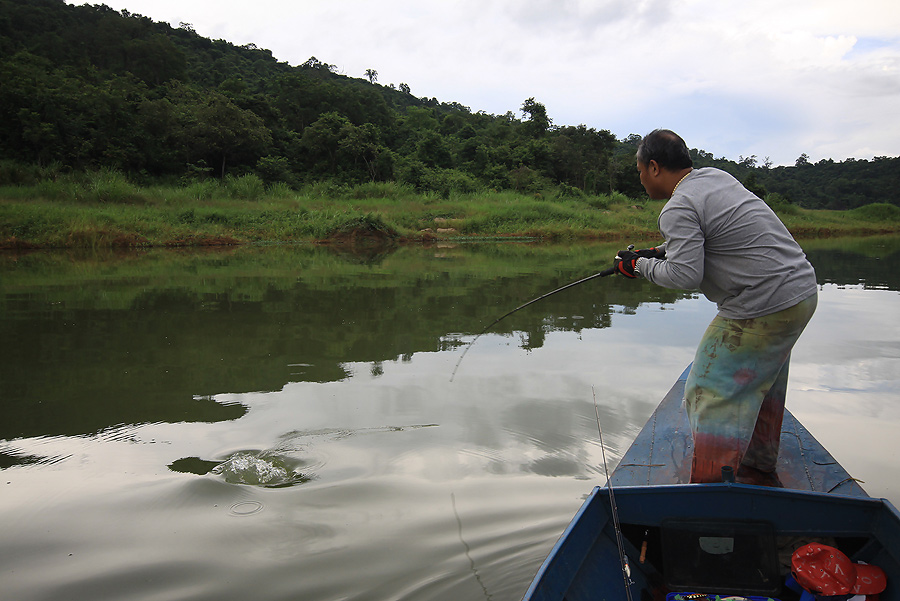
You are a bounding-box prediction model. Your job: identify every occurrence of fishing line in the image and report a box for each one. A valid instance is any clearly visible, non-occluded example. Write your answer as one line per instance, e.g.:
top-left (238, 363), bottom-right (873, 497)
top-left (449, 266), bottom-right (617, 381)
top-left (451, 492), bottom-right (493, 600)
top-left (593, 386), bottom-right (635, 601)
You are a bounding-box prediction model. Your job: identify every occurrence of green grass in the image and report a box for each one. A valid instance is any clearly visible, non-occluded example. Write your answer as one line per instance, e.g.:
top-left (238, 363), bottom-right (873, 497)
top-left (1, 174), bottom-right (898, 249)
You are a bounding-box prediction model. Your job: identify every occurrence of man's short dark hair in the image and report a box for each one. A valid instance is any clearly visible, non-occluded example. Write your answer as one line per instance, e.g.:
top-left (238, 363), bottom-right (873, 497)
top-left (636, 129), bottom-right (693, 170)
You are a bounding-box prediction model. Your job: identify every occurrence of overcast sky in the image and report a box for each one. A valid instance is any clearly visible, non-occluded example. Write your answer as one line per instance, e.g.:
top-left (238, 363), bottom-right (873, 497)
top-left (69, 0), bottom-right (900, 166)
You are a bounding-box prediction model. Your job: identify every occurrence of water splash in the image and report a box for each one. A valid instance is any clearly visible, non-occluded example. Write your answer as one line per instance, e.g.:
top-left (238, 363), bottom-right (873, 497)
top-left (168, 424), bottom-right (439, 487)
top-left (169, 451), bottom-right (310, 487)
top-left (211, 451), bottom-right (310, 488)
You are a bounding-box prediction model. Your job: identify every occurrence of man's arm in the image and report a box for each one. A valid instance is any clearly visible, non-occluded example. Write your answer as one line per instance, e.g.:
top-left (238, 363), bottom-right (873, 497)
top-left (637, 207), bottom-right (705, 289)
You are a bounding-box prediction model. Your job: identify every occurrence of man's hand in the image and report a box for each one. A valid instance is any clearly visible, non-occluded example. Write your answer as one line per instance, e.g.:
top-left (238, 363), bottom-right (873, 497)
top-left (615, 249), bottom-right (639, 278)
top-left (635, 247), bottom-right (666, 260)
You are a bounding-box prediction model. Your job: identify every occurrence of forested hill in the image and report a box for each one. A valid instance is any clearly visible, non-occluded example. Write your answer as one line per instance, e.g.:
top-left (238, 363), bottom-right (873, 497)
top-left (1, 0), bottom-right (897, 209)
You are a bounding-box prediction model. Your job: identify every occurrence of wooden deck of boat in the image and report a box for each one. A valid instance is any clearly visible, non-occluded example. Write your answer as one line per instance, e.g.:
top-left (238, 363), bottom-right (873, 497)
top-left (609, 365), bottom-right (869, 497)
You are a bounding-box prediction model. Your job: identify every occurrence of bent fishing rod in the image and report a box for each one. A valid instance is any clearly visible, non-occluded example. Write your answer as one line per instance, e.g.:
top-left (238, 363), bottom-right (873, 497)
top-left (449, 246), bottom-right (632, 381)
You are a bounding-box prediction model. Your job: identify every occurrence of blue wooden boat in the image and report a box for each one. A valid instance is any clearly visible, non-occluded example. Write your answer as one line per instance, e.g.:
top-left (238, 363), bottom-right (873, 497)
top-left (524, 365), bottom-right (900, 601)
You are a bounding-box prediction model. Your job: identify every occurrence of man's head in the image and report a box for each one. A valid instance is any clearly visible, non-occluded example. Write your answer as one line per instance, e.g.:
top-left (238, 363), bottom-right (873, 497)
top-left (636, 129), bottom-right (693, 170)
top-left (635, 129), bottom-right (693, 199)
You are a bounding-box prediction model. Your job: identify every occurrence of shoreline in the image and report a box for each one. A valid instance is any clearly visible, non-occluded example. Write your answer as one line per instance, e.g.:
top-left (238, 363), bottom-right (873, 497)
top-left (2, 192), bottom-right (898, 251)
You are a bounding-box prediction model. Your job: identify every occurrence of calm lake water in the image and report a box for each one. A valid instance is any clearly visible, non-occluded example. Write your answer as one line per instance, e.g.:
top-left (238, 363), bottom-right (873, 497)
top-left (2, 237), bottom-right (899, 601)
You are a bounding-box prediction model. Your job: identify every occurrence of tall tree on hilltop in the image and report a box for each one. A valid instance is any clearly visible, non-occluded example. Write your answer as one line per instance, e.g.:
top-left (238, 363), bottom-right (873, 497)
top-left (521, 97), bottom-right (551, 138)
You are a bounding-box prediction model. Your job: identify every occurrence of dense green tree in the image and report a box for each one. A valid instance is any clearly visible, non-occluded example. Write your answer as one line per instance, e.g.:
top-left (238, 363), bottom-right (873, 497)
top-left (416, 130), bottom-right (453, 169)
top-left (255, 155), bottom-right (294, 186)
top-left (300, 111), bottom-right (351, 176)
top-left (0, 52), bottom-right (64, 165)
top-left (0, 0), bottom-right (895, 204)
top-left (122, 33), bottom-right (187, 85)
top-left (520, 97), bottom-right (551, 138)
top-left (742, 171), bottom-right (768, 200)
top-left (550, 125), bottom-right (617, 193)
top-left (738, 155), bottom-right (758, 169)
top-left (339, 122), bottom-right (392, 182)
top-left (170, 86), bottom-right (272, 178)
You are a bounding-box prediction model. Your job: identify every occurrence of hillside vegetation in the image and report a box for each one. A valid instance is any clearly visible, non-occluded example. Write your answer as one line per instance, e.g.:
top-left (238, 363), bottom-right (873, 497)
top-left (1, 0), bottom-right (898, 209)
top-left (0, 0), bottom-right (898, 250)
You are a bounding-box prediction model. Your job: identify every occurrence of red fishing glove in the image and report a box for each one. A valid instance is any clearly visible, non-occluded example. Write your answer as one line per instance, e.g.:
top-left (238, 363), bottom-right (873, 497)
top-left (615, 249), bottom-right (639, 278)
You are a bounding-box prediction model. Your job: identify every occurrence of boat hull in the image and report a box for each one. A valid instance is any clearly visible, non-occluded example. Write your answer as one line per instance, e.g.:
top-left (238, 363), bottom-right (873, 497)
top-left (523, 366), bottom-right (900, 601)
top-left (524, 483), bottom-right (900, 601)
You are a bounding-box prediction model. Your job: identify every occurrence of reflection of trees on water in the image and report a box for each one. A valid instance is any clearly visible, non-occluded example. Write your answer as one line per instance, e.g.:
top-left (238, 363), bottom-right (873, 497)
top-left (805, 247), bottom-right (900, 289)
top-left (0, 243), bottom-right (892, 442)
top-left (0, 255), bottom-right (682, 440)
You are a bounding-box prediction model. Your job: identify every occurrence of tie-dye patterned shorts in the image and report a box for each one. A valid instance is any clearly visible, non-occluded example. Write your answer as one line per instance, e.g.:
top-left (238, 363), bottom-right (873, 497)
top-left (685, 293), bottom-right (818, 483)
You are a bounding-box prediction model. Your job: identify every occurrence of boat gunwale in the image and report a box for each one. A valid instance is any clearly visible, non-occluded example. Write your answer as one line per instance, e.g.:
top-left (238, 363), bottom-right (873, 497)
top-left (523, 483), bottom-right (900, 601)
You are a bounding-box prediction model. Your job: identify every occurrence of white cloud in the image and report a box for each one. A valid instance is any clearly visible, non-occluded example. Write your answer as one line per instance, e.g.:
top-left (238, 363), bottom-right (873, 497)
top-left (66, 0), bottom-right (900, 165)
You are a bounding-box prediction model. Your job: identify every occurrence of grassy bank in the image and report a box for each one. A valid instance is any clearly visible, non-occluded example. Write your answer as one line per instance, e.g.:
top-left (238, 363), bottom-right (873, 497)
top-left (2, 174), bottom-right (899, 249)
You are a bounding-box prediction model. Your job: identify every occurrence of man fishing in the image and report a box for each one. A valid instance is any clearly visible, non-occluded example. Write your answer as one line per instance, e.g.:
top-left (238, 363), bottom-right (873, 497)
top-left (616, 129), bottom-right (818, 485)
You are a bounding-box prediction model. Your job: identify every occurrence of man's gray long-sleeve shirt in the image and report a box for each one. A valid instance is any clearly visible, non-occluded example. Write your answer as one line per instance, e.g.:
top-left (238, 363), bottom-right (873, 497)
top-left (637, 167), bottom-right (818, 319)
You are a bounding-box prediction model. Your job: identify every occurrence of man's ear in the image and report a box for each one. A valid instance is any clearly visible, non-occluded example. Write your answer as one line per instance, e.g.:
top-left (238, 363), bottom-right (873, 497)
top-left (647, 160), bottom-right (661, 177)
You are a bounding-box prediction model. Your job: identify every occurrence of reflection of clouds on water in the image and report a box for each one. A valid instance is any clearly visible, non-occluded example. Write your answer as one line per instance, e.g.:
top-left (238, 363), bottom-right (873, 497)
top-left (10, 283), bottom-right (890, 493)
top-left (169, 424), bottom-right (441, 487)
top-left (223, 326), bottom-right (680, 484)
top-left (786, 284), bottom-right (900, 500)
top-left (792, 285), bottom-right (900, 419)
